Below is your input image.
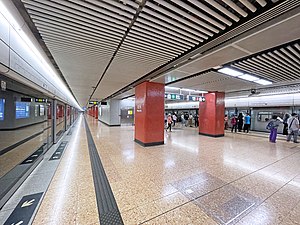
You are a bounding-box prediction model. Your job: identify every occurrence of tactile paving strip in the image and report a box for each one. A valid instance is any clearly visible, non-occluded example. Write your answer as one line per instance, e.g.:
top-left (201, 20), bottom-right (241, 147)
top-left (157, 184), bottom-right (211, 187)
top-left (84, 118), bottom-right (124, 225)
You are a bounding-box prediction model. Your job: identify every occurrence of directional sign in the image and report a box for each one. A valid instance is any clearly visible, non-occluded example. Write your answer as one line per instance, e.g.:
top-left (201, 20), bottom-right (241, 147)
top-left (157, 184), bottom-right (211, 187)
top-left (89, 101), bottom-right (98, 105)
top-left (34, 98), bottom-right (47, 103)
top-left (164, 93), bottom-right (184, 101)
top-left (21, 199), bottom-right (35, 208)
top-left (49, 141), bottom-right (68, 161)
top-left (4, 192), bottom-right (43, 225)
top-left (187, 95), bottom-right (206, 102)
top-left (21, 146), bottom-right (44, 164)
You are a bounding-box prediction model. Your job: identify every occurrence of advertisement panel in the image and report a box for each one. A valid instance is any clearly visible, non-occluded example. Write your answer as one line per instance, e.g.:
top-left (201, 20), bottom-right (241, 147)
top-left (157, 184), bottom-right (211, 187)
top-left (0, 98), bottom-right (5, 121)
top-left (16, 102), bottom-right (30, 119)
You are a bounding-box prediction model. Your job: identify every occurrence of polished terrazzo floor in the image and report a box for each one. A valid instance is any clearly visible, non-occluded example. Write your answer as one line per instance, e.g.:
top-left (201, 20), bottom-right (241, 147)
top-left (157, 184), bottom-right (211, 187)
top-left (33, 115), bottom-right (300, 224)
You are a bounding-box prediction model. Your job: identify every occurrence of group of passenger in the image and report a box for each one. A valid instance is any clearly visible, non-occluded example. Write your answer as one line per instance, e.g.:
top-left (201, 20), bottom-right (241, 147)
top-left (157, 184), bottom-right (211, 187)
top-left (165, 112), bottom-right (199, 132)
top-left (267, 113), bottom-right (299, 143)
top-left (225, 113), bottom-right (251, 133)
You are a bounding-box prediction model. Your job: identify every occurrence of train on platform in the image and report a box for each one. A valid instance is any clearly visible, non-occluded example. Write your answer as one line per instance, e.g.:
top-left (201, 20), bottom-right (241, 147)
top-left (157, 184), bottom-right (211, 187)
top-left (165, 92), bottom-right (300, 133)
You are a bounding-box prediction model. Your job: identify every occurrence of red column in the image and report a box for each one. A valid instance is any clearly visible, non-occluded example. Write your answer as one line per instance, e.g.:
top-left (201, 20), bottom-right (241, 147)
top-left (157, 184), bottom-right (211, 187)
top-left (135, 81), bottom-right (165, 146)
top-left (92, 106), bottom-right (95, 117)
top-left (199, 92), bottom-right (225, 137)
top-left (95, 106), bottom-right (98, 119)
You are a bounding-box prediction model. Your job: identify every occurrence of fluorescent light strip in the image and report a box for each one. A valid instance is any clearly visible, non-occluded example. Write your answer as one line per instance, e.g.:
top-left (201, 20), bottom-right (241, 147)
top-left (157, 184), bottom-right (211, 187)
top-left (218, 67), bottom-right (243, 76)
top-left (165, 86), bottom-right (180, 90)
top-left (166, 87), bottom-right (208, 93)
top-left (254, 79), bottom-right (272, 85)
top-left (0, 2), bottom-right (82, 109)
top-left (218, 67), bottom-right (272, 85)
top-left (239, 74), bottom-right (259, 81)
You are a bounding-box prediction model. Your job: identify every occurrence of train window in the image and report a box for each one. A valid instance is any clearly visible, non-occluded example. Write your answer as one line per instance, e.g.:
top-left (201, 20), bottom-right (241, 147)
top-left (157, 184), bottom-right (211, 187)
top-left (257, 112), bottom-right (272, 121)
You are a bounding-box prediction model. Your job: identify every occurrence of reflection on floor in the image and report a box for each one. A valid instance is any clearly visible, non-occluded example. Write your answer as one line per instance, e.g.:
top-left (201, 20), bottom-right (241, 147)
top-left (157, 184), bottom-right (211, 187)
top-left (33, 115), bottom-right (300, 224)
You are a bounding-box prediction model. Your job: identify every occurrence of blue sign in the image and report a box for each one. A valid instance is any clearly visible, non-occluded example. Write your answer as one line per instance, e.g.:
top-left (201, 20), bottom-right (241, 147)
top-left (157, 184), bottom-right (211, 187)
top-left (0, 98), bottom-right (4, 121)
top-left (16, 102), bottom-right (30, 119)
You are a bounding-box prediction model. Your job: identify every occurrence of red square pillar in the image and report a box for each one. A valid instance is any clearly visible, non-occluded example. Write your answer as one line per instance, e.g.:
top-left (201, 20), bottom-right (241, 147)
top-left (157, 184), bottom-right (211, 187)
top-left (199, 92), bottom-right (225, 137)
top-left (135, 81), bottom-right (165, 146)
top-left (95, 106), bottom-right (98, 119)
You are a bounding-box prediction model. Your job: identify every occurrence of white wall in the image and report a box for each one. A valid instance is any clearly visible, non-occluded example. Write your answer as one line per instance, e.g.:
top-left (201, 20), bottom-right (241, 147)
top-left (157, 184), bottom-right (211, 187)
top-left (98, 99), bottom-right (121, 126)
top-left (120, 99), bottom-right (135, 109)
top-left (0, 0), bottom-right (79, 108)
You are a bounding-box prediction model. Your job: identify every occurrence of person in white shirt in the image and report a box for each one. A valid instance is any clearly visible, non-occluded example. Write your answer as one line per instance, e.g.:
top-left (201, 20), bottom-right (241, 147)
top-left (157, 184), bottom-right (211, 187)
top-left (287, 113), bottom-right (299, 143)
top-left (172, 114), bottom-right (177, 127)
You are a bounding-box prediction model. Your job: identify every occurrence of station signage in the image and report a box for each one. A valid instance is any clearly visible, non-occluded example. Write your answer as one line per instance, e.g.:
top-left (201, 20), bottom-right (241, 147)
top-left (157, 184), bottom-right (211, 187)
top-left (165, 93), bottom-right (184, 101)
top-left (89, 101), bottom-right (99, 105)
top-left (187, 95), bottom-right (206, 102)
top-left (35, 98), bottom-right (47, 103)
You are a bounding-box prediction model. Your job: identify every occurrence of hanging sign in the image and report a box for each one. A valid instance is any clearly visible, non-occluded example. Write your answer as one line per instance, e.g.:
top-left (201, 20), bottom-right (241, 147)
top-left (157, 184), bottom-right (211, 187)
top-left (187, 95), bottom-right (206, 102)
top-left (165, 93), bottom-right (184, 101)
top-left (89, 101), bottom-right (98, 105)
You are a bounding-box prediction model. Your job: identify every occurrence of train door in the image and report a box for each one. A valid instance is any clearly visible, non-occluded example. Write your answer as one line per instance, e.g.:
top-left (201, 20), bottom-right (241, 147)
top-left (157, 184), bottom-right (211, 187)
top-left (46, 100), bottom-right (53, 149)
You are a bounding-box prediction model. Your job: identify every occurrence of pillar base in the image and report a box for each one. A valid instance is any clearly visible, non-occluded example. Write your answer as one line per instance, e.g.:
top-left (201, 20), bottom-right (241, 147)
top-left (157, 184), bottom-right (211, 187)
top-left (199, 132), bottom-right (224, 138)
top-left (134, 139), bottom-right (164, 147)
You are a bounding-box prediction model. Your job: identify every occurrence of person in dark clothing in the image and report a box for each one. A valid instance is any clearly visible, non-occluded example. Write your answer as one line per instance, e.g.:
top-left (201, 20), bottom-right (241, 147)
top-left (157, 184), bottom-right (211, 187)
top-left (237, 113), bottom-right (243, 132)
top-left (194, 114), bottom-right (199, 127)
top-left (231, 115), bottom-right (237, 133)
top-left (283, 113), bottom-right (290, 135)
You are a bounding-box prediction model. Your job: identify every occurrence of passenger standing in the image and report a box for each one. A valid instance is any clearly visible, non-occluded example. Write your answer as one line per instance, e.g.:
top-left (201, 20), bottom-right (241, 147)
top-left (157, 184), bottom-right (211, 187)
top-left (224, 115), bottom-right (228, 130)
top-left (181, 113), bottom-right (185, 127)
top-left (237, 113), bottom-right (243, 132)
top-left (184, 113), bottom-right (189, 127)
top-left (172, 113), bottom-right (177, 127)
top-left (287, 113), bottom-right (299, 143)
top-left (243, 113), bottom-right (251, 133)
top-left (267, 115), bottom-right (283, 143)
top-left (194, 114), bottom-right (199, 127)
top-left (231, 115), bottom-right (237, 133)
top-left (282, 113), bottom-right (290, 135)
top-left (188, 114), bottom-right (193, 127)
top-left (166, 114), bottom-right (172, 132)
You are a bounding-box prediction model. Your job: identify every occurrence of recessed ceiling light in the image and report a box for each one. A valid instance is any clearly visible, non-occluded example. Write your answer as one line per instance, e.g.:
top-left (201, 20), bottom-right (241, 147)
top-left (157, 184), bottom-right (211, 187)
top-left (239, 74), bottom-right (259, 81)
top-left (218, 67), bottom-right (243, 77)
top-left (254, 79), bottom-right (272, 85)
top-left (165, 86), bottom-right (180, 90)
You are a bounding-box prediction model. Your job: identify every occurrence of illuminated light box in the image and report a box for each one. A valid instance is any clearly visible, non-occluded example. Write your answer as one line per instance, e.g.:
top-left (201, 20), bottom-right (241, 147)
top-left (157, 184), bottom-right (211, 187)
top-left (16, 102), bottom-right (30, 119)
top-left (0, 98), bottom-right (5, 121)
top-left (164, 93), bottom-right (184, 100)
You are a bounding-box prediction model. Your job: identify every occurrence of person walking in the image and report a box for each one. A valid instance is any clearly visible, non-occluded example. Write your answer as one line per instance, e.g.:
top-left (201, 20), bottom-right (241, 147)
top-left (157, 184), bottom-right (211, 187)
top-left (231, 115), bottom-right (237, 133)
top-left (287, 113), bottom-right (299, 143)
top-left (267, 115), bottom-right (283, 143)
top-left (166, 114), bottom-right (173, 132)
top-left (243, 113), bottom-right (251, 133)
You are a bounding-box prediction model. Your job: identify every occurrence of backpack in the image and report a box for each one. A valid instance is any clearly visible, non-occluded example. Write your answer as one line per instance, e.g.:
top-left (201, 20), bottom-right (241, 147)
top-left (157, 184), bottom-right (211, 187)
top-left (266, 120), bottom-right (274, 130)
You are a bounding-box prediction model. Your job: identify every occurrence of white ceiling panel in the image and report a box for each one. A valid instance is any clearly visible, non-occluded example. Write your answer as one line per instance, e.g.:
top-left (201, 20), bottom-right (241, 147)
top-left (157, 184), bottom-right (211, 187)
top-left (170, 71), bottom-right (255, 92)
top-left (18, 0), bottom-right (299, 105)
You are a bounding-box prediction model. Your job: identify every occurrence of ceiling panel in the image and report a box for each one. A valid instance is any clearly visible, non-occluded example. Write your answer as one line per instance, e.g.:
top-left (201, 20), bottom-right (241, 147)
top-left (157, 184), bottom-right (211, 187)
top-left (19, 0), bottom-right (294, 105)
top-left (230, 41), bottom-right (300, 83)
top-left (170, 71), bottom-right (255, 92)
